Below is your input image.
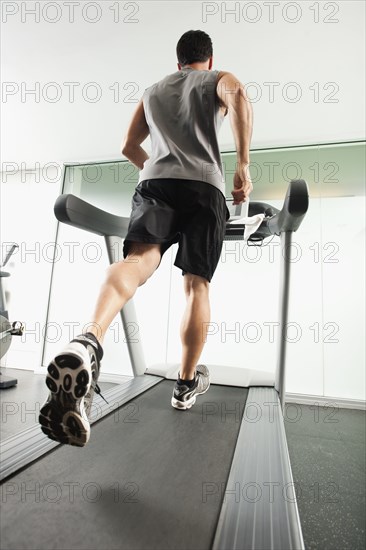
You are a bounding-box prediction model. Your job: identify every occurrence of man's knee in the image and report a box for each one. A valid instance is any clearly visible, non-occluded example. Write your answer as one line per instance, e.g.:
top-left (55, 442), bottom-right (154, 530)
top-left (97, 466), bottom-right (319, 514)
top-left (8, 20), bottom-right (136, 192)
top-left (125, 242), bottom-right (162, 285)
top-left (106, 262), bottom-right (136, 299)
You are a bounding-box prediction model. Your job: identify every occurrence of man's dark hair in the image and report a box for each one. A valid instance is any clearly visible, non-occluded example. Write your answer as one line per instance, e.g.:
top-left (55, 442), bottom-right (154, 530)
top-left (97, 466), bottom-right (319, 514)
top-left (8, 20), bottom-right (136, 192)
top-left (176, 30), bottom-right (213, 66)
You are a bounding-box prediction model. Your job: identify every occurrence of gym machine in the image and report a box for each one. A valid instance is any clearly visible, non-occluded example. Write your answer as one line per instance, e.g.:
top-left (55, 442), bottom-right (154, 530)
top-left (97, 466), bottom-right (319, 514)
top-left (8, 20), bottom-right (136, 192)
top-left (0, 244), bottom-right (24, 389)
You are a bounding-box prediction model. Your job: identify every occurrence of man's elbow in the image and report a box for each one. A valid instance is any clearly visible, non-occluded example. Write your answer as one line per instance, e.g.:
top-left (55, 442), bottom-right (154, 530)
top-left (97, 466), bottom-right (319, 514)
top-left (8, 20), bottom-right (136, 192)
top-left (121, 138), bottom-right (130, 157)
top-left (122, 136), bottom-right (137, 157)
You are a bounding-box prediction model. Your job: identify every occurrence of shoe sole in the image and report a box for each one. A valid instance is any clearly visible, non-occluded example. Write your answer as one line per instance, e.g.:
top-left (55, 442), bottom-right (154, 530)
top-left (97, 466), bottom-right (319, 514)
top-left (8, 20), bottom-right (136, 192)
top-left (171, 381), bottom-right (210, 411)
top-left (39, 343), bottom-right (92, 447)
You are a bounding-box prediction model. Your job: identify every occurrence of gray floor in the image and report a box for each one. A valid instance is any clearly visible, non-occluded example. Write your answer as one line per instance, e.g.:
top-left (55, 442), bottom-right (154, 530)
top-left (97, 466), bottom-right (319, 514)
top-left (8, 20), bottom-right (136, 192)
top-left (0, 368), bottom-right (116, 441)
top-left (284, 403), bottom-right (365, 550)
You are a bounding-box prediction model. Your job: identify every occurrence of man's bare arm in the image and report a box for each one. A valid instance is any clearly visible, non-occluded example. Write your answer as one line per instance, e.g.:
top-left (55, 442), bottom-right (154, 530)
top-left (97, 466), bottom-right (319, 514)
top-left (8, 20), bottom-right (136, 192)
top-left (121, 100), bottom-right (150, 169)
top-left (216, 72), bottom-right (253, 204)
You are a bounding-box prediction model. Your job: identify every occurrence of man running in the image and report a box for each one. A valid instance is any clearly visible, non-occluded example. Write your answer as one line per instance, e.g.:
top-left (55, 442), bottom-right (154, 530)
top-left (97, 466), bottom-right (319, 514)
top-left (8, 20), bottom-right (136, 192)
top-left (39, 29), bottom-right (253, 446)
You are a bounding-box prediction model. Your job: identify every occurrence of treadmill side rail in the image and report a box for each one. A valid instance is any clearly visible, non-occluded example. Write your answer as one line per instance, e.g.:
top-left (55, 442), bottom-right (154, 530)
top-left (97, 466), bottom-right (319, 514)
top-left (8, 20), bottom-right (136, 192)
top-left (212, 387), bottom-right (305, 550)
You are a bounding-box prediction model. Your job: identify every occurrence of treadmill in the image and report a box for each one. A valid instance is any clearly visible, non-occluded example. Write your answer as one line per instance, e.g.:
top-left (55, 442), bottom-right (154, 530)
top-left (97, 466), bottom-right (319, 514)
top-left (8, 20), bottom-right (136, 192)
top-left (0, 179), bottom-right (309, 550)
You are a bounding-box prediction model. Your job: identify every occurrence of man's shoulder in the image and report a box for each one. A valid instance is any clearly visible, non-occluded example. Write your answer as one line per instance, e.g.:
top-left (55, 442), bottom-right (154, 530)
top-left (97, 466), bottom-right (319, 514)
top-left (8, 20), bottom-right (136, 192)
top-left (216, 71), bottom-right (236, 81)
top-left (144, 69), bottom-right (236, 95)
top-left (144, 70), bottom-right (180, 92)
top-left (216, 71), bottom-right (243, 86)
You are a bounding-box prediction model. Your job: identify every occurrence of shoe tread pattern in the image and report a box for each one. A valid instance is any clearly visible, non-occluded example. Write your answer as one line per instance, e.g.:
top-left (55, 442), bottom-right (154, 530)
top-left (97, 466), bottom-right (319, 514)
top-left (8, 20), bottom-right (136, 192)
top-left (39, 346), bottom-right (93, 447)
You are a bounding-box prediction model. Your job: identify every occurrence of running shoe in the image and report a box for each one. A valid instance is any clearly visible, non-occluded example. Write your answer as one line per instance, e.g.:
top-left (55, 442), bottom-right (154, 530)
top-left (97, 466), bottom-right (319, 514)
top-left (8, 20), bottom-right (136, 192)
top-left (171, 364), bottom-right (210, 410)
top-left (39, 335), bottom-right (103, 446)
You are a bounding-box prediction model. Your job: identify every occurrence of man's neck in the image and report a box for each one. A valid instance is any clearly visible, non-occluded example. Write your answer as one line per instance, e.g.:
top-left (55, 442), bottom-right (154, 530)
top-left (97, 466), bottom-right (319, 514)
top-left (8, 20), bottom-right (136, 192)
top-left (182, 62), bottom-right (210, 71)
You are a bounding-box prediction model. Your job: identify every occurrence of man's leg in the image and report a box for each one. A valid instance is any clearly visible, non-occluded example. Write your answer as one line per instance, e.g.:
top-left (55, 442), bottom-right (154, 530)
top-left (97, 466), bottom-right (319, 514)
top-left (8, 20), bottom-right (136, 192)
top-left (86, 242), bottom-right (161, 343)
top-left (39, 242), bottom-right (161, 445)
top-left (171, 273), bottom-right (211, 410)
top-left (179, 273), bottom-right (210, 381)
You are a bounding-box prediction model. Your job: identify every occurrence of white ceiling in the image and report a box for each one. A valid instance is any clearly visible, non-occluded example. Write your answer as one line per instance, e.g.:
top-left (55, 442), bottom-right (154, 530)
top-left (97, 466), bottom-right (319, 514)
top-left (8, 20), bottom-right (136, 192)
top-left (1, 1), bottom-right (365, 167)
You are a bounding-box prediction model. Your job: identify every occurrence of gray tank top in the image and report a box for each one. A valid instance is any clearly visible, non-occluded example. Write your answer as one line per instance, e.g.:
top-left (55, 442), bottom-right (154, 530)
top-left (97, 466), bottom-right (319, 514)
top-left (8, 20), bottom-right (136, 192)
top-left (139, 67), bottom-right (225, 196)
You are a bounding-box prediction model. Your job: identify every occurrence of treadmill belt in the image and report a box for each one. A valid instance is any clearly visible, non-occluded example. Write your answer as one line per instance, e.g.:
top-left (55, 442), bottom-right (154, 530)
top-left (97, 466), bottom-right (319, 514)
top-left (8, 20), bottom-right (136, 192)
top-left (0, 380), bottom-right (248, 550)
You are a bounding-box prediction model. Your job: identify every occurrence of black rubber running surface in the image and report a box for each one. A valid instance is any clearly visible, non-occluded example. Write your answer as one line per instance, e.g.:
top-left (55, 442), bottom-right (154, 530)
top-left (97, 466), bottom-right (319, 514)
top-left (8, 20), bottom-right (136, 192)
top-left (0, 380), bottom-right (248, 550)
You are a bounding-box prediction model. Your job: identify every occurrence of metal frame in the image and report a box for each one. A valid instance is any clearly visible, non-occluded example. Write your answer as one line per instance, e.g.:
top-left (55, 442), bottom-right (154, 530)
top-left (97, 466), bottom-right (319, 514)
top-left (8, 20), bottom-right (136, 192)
top-left (56, 139), bottom-right (365, 169)
top-left (40, 164), bottom-right (67, 368)
top-left (275, 231), bottom-right (293, 409)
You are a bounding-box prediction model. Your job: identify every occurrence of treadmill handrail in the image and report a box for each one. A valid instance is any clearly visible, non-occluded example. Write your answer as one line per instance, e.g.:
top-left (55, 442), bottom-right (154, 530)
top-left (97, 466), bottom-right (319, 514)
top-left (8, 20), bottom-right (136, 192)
top-left (267, 178), bottom-right (309, 234)
top-left (224, 179), bottom-right (309, 241)
top-left (54, 194), bottom-right (130, 238)
top-left (55, 179), bottom-right (309, 241)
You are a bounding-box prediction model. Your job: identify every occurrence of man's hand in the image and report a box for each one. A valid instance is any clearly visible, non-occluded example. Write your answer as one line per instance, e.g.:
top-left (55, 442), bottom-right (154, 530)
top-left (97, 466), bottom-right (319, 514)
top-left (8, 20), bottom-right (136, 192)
top-left (232, 165), bottom-right (253, 205)
top-left (121, 100), bottom-right (150, 170)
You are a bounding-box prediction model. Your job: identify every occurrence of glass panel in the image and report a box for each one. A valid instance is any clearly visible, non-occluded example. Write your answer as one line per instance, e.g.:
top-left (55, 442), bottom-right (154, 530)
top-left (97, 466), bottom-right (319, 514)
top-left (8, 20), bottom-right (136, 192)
top-left (43, 142), bottom-right (365, 402)
top-left (63, 161), bottom-right (139, 216)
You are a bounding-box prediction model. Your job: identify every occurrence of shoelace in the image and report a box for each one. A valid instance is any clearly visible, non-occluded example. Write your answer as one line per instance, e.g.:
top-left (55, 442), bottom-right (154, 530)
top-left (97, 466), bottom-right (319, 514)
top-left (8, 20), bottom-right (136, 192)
top-left (94, 383), bottom-right (109, 405)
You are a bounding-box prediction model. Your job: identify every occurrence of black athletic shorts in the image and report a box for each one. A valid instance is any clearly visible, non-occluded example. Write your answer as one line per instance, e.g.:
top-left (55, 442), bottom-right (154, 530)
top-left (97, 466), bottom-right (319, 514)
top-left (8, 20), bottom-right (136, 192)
top-left (123, 179), bottom-right (230, 282)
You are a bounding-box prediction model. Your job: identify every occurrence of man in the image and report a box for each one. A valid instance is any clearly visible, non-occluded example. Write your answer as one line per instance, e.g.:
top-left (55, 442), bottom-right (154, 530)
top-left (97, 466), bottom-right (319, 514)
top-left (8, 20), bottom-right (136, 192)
top-left (39, 30), bottom-right (253, 446)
